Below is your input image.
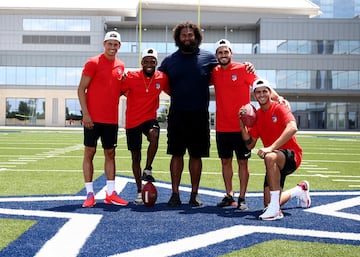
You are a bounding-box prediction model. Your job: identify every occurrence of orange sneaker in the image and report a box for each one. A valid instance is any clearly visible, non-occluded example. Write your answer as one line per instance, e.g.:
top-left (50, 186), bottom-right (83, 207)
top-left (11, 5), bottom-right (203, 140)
top-left (104, 191), bottom-right (128, 206)
top-left (82, 192), bottom-right (96, 208)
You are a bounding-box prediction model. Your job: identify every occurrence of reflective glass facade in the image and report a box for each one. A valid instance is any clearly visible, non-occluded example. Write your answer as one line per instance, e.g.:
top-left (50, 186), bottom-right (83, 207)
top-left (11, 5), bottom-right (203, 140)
top-left (260, 40), bottom-right (360, 55)
top-left (312, 0), bottom-right (360, 18)
top-left (6, 98), bottom-right (45, 126)
top-left (0, 67), bottom-right (82, 87)
top-left (0, 2), bottom-right (359, 130)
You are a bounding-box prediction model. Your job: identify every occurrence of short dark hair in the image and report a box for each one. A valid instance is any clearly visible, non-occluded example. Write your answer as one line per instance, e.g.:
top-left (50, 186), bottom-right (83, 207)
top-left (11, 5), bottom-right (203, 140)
top-left (173, 21), bottom-right (202, 48)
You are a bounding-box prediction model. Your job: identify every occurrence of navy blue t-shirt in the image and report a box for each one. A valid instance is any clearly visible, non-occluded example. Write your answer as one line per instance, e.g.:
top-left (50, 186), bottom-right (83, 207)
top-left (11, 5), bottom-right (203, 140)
top-left (158, 48), bottom-right (218, 111)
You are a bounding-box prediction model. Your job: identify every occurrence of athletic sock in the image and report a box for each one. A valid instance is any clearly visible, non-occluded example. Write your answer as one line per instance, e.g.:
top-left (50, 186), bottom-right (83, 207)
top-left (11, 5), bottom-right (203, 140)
top-left (107, 180), bottom-right (115, 195)
top-left (269, 190), bottom-right (280, 210)
top-left (85, 182), bottom-right (93, 195)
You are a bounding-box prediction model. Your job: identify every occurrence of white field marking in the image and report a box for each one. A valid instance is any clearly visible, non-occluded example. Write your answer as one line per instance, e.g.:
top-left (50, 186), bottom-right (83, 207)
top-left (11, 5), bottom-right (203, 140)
top-left (18, 157), bottom-right (44, 160)
top-left (303, 159), bottom-right (360, 163)
top-left (0, 144), bottom-right (83, 167)
top-left (306, 196), bottom-right (360, 221)
top-left (0, 147), bottom-right (55, 150)
top-left (329, 138), bottom-right (360, 142)
top-left (109, 224), bottom-right (360, 257)
top-left (305, 152), bottom-right (360, 156)
top-left (0, 177), bottom-right (360, 257)
top-left (9, 159), bottom-right (38, 162)
top-left (349, 185), bottom-right (360, 188)
top-left (333, 179), bottom-right (360, 182)
top-left (302, 167), bottom-right (329, 170)
top-left (1, 162), bottom-right (27, 165)
top-left (306, 171), bottom-right (340, 174)
top-left (1, 142), bottom-right (80, 145)
top-left (0, 208), bottom-right (102, 257)
top-left (3, 168), bottom-right (360, 181)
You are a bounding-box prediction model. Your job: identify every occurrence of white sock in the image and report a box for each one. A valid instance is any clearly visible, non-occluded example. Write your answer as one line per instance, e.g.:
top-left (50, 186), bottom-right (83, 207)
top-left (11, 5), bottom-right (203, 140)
top-left (107, 180), bottom-right (115, 195)
top-left (85, 182), bottom-right (93, 194)
top-left (269, 190), bottom-right (280, 210)
top-left (289, 185), bottom-right (302, 198)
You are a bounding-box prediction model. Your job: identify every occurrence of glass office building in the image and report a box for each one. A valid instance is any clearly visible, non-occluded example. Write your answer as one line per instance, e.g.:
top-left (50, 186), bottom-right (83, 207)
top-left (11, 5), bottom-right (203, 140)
top-left (0, 1), bottom-right (359, 130)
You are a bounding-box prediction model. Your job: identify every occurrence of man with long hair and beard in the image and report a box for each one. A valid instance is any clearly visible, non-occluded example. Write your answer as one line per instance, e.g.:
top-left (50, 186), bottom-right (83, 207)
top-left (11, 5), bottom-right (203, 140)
top-left (159, 21), bottom-right (218, 207)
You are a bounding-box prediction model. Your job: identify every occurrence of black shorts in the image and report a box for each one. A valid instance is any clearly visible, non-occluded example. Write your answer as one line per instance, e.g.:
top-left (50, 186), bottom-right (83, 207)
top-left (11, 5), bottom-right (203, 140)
top-left (264, 149), bottom-right (297, 188)
top-left (83, 122), bottom-right (118, 149)
top-left (167, 110), bottom-right (210, 158)
top-left (216, 132), bottom-right (251, 159)
top-left (126, 119), bottom-right (159, 151)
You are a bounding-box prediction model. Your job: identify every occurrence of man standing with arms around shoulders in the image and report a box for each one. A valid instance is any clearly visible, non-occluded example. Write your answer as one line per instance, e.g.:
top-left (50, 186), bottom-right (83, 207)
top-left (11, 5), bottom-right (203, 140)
top-left (122, 48), bottom-right (169, 204)
top-left (212, 39), bottom-right (284, 210)
top-left (78, 31), bottom-right (128, 208)
top-left (239, 79), bottom-right (311, 220)
top-left (211, 39), bottom-right (258, 210)
top-left (158, 21), bottom-right (218, 207)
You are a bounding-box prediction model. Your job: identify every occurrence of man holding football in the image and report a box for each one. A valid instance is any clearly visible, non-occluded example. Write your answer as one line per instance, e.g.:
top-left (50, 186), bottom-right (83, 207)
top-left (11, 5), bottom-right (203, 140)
top-left (211, 39), bottom-right (283, 210)
top-left (239, 79), bottom-right (311, 220)
top-left (122, 48), bottom-right (169, 204)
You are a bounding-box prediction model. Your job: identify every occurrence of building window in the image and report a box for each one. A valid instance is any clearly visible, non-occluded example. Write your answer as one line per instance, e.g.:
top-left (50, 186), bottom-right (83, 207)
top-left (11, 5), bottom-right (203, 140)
top-left (6, 98), bottom-right (45, 126)
top-left (0, 67), bottom-right (82, 87)
top-left (65, 99), bottom-right (82, 126)
top-left (260, 40), bottom-right (360, 55)
top-left (256, 70), bottom-right (360, 90)
top-left (23, 19), bottom-right (90, 31)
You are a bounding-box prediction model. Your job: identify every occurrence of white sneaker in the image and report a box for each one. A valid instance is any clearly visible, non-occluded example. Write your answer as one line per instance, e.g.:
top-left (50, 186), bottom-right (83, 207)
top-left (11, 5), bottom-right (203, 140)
top-left (140, 169), bottom-right (155, 182)
top-left (134, 192), bottom-right (143, 204)
top-left (259, 207), bottom-right (284, 221)
top-left (296, 180), bottom-right (311, 208)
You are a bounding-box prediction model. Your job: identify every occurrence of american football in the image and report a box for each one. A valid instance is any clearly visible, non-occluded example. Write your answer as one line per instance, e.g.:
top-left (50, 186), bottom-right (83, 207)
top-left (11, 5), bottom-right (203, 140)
top-left (240, 103), bottom-right (257, 127)
top-left (141, 182), bottom-right (158, 207)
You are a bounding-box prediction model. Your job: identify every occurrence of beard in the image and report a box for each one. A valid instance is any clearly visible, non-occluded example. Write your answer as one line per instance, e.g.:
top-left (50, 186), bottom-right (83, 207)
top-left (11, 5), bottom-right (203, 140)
top-left (219, 58), bottom-right (231, 66)
top-left (178, 40), bottom-right (198, 53)
top-left (143, 69), bottom-right (155, 77)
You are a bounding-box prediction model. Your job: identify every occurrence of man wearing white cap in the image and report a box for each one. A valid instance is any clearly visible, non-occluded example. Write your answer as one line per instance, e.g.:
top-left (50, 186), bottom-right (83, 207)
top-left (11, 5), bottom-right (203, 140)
top-left (78, 30), bottom-right (128, 208)
top-left (122, 48), bottom-right (169, 204)
top-left (211, 39), bottom-right (281, 210)
top-left (239, 79), bottom-right (311, 220)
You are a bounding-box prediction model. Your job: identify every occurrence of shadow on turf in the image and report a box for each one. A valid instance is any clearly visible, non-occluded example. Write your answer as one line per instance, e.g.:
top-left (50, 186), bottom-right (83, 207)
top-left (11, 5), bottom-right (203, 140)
top-left (45, 202), bottom-right (129, 212)
top-left (128, 202), bottom-right (291, 220)
top-left (45, 201), bottom-right (293, 220)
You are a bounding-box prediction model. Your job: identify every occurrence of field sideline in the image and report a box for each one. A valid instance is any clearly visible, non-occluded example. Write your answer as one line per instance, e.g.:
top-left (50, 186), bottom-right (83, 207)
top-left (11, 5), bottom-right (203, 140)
top-left (0, 127), bottom-right (359, 256)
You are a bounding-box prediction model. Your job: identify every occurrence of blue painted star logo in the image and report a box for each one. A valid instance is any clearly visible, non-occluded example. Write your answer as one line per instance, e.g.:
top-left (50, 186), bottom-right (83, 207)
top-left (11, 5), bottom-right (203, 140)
top-left (0, 175), bottom-right (359, 257)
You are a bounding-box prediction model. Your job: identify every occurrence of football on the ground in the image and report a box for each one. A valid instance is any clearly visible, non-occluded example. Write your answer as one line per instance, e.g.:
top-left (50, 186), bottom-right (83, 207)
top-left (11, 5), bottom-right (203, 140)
top-left (239, 103), bottom-right (257, 127)
top-left (142, 182), bottom-right (158, 207)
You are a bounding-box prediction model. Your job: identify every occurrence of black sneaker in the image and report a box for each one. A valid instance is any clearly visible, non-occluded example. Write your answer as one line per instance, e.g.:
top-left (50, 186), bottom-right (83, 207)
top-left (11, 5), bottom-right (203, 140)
top-left (237, 197), bottom-right (249, 211)
top-left (217, 194), bottom-right (237, 208)
top-left (189, 192), bottom-right (203, 207)
top-left (140, 169), bottom-right (155, 182)
top-left (168, 193), bottom-right (181, 207)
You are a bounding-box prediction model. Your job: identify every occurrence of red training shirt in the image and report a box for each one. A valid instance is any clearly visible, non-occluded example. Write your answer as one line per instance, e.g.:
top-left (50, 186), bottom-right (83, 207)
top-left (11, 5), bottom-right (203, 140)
top-left (82, 54), bottom-right (124, 124)
top-left (122, 70), bottom-right (169, 129)
top-left (249, 101), bottom-right (303, 168)
top-left (211, 62), bottom-right (257, 132)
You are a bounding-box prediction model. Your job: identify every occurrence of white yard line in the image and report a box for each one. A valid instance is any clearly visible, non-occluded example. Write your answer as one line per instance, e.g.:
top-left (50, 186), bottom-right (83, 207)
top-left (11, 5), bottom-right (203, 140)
top-left (109, 225), bottom-right (360, 257)
top-left (0, 208), bottom-right (102, 257)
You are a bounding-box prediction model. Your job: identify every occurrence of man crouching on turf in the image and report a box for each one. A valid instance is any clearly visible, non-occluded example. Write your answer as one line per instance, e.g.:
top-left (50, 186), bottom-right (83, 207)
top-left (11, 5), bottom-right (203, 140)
top-left (239, 79), bottom-right (311, 220)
